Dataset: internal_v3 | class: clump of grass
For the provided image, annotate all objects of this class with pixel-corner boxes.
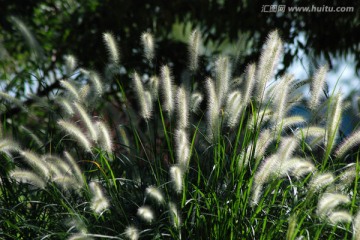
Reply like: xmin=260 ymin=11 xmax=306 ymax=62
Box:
xmin=3 ymin=27 xmax=360 ymax=240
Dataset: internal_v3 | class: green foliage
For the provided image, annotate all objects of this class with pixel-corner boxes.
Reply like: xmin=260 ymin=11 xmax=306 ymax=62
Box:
xmin=1 ymin=24 xmax=360 ymax=240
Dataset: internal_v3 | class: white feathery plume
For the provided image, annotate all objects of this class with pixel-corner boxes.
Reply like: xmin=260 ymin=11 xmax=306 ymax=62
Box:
xmin=253 ymin=129 xmax=273 ymax=160
xmin=296 ymin=126 xmax=326 ymax=139
xmin=59 ymin=98 xmax=74 ymax=115
xmin=276 ymin=115 xmax=306 ymax=130
xmin=80 ymin=69 xmax=103 ymax=96
xmin=133 ymin=72 xmax=152 ymax=120
xmin=53 ymin=175 xmax=82 ymax=191
xmin=309 ymin=172 xmax=335 ymax=192
xmin=0 ymin=139 xmax=20 ymax=153
xmin=137 ymin=206 xmax=154 ymax=223
xmin=46 ymin=162 xmax=64 ymax=178
xmin=316 ymin=193 xmax=350 ymax=218
xmin=43 ymin=155 xmax=71 ymax=176
xmin=188 ymin=29 xmax=201 ymax=71
xmin=328 ymin=211 xmax=352 ymax=224
xmin=175 ymin=129 xmax=190 ymax=169
xmin=277 ymin=137 xmax=298 ymax=164
xmin=176 ymin=86 xmax=189 ymax=129
xmin=20 ymin=150 xmax=50 ymax=179
xmin=96 ymin=121 xmax=113 ymax=152
xmin=160 ymin=65 xmax=174 ymax=115
xmin=89 ymin=181 xmax=109 ymax=214
xmin=272 ymin=74 xmax=293 ymax=125
xmin=58 ymin=120 xmax=92 ymax=152
xmin=10 ymin=169 xmax=46 ymax=189
xmin=326 ymin=93 xmax=342 ymax=152
xmin=248 ymin=109 xmax=272 ymax=130
xmin=309 ymin=65 xmax=328 ymax=110
xmin=170 ymin=165 xmax=183 ymax=193
xmin=141 ymin=32 xmax=155 ymax=62
xmin=147 ymin=75 xmax=159 ymax=99
xmin=242 ymin=63 xmax=256 ymax=106
xmin=335 ymin=128 xmax=360 ymax=158
xmin=65 ymin=55 xmax=77 ymax=75
xmin=206 ymin=78 xmax=220 ymax=141
xmin=190 ymin=92 xmax=203 ymax=113
xmin=168 ymin=202 xmax=181 ymax=229
xmin=224 ymin=91 xmax=242 ymax=128
xmin=256 ymin=30 xmax=283 ymax=102
xmin=339 ymin=165 xmax=356 ymax=188
xmin=251 ymin=154 xmax=279 ymax=205
xmin=103 ymin=32 xmax=119 ymax=64
xmin=215 ymin=56 xmax=231 ymax=106
xmin=89 ymin=71 xmax=103 ymax=96
xmin=64 ymin=151 xmax=84 ymax=185
xmin=289 ymin=159 xmax=315 ymax=179
xmin=60 ymin=80 xmax=80 ymax=101
xmin=124 ymin=225 xmax=139 ymax=240
xmin=145 ymin=186 xmax=165 ymax=205
xmin=79 ymin=84 xmax=91 ymax=101
xmin=73 ymin=102 xmax=98 ymax=142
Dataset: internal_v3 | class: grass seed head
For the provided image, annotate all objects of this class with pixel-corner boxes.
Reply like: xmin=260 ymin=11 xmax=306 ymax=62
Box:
xmin=141 ymin=32 xmax=155 ymax=62
xmin=103 ymin=32 xmax=119 ymax=64
xmin=137 ymin=206 xmax=154 ymax=223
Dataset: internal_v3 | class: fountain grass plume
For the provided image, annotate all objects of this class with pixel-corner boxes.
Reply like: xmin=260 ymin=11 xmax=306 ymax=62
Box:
xmin=316 ymin=193 xmax=350 ymax=218
xmin=96 ymin=121 xmax=113 ymax=152
xmin=215 ymin=56 xmax=230 ymax=106
xmin=145 ymin=186 xmax=165 ymax=205
xmin=190 ymin=92 xmax=203 ymax=113
xmin=124 ymin=226 xmax=139 ymax=240
xmin=272 ymin=74 xmax=293 ymax=125
xmin=60 ymin=80 xmax=80 ymax=101
xmin=137 ymin=206 xmax=154 ymax=223
xmin=224 ymin=91 xmax=242 ymax=128
xmin=65 ymin=55 xmax=77 ymax=75
xmin=20 ymin=150 xmax=50 ymax=179
xmin=176 ymin=86 xmax=189 ymax=129
xmin=10 ymin=169 xmax=46 ymax=189
xmin=275 ymin=115 xmax=306 ymax=131
xmin=141 ymin=32 xmax=155 ymax=62
xmin=148 ymin=75 xmax=159 ymax=99
xmin=160 ymin=65 xmax=174 ymax=115
xmin=103 ymin=32 xmax=119 ymax=64
xmin=0 ymin=139 xmax=20 ymax=153
xmin=73 ymin=102 xmax=98 ymax=142
xmin=64 ymin=151 xmax=84 ymax=185
xmin=170 ymin=165 xmax=183 ymax=193
xmin=175 ymin=129 xmax=190 ymax=169
xmin=242 ymin=63 xmax=256 ymax=106
xmin=89 ymin=181 xmax=109 ymax=214
xmin=335 ymin=128 xmax=360 ymax=158
xmin=169 ymin=202 xmax=181 ymax=229
xmin=326 ymin=93 xmax=342 ymax=152
xmin=309 ymin=65 xmax=328 ymax=110
xmin=256 ymin=30 xmax=283 ymax=102
xmin=309 ymin=172 xmax=335 ymax=192
xmin=206 ymin=78 xmax=220 ymax=141
xmin=328 ymin=211 xmax=352 ymax=224
xmin=189 ymin=29 xmax=201 ymax=72
xmin=133 ymin=72 xmax=152 ymax=120
xmin=58 ymin=120 xmax=92 ymax=152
